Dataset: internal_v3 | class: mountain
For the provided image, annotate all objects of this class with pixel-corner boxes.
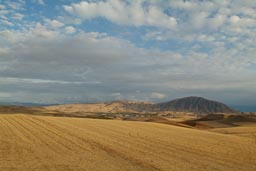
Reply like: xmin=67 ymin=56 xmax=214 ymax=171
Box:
xmin=154 ymin=96 xmax=236 ymax=114
xmin=44 ymin=97 xmax=237 ymax=114
xmin=1 ymin=96 xmax=237 ymax=114
xmin=45 ymin=100 xmax=154 ymax=114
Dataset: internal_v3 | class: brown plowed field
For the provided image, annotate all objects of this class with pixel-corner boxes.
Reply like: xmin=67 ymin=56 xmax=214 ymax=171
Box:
xmin=0 ymin=114 xmax=256 ymax=171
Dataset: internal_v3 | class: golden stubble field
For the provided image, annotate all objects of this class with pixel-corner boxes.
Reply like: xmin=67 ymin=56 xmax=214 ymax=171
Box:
xmin=0 ymin=114 xmax=256 ymax=171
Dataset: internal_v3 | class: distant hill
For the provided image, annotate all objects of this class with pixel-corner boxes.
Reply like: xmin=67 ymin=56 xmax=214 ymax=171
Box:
xmin=154 ymin=96 xmax=236 ymax=114
xmin=0 ymin=106 xmax=42 ymax=114
xmin=44 ymin=96 xmax=237 ymax=114
xmin=0 ymin=96 xmax=237 ymax=115
xmin=45 ymin=100 xmax=153 ymax=114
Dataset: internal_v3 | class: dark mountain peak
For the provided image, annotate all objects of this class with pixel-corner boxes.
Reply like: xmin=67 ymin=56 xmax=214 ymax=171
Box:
xmin=173 ymin=96 xmax=214 ymax=101
xmin=156 ymin=96 xmax=236 ymax=114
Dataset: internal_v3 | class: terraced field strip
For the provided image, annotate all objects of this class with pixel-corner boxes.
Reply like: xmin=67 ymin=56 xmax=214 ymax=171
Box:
xmin=0 ymin=114 xmax=256 ymax=171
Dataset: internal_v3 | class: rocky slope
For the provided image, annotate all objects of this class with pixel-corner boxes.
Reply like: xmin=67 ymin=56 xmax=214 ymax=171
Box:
xmin=154 ymin=96 xmax=236 ymax=114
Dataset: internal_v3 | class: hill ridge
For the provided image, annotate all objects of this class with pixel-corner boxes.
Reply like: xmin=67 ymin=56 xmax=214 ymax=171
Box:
xmin=43 ymin=96 xmax=236 ymax=114
xmin=155 ymin=96 xmax=236 ymax=114
xmin=1 ymin=96 xmax=237 ymax=114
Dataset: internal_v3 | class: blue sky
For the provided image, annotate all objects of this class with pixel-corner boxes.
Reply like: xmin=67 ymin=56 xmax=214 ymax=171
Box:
xmin=0 ymin=0 xmax=256 ymax=105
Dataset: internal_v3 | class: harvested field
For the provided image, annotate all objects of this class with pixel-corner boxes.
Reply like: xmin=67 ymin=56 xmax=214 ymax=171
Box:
xmin=211 ymin=124 xmax=256 ymax=139
xmin=0 ymin=114 xmax=256 ymax=171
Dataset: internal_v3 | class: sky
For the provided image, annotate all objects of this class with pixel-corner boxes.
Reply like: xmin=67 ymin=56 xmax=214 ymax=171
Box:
xmin=0 ymin=0 xmax=256 ymax=105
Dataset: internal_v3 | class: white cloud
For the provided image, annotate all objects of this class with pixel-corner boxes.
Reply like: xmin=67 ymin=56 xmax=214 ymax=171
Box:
xmin=230 ymin=15 xmax=240 ymax=24
xmin=209 ymin=14 xmax=226 ymax=30
xmin=12 ymin=13 xmax=24 ymax=20
xmin=32 ymin=22 xmax=58 ymax=38
xmin=0 ymin=92 xmax=11 ymax=98
xmin=56 ymin=16 xmax=82 ymax=25
xmin=111 ymin=93 xmax=121 ymax=96
xmin=2 ymin=25 xmax=254 ymax=103
xmin=65 ymin=26 xmax=76 ymax=34
xmin=64 ymin=0 xmax=177 ymax=29
xmin=0 ymin=47 xmax=8 ymax=55
xmin=151 ymin=92 xmax=166 ymax=99
xmin=33 ymin=0 xmax=44 ymax=5
xmin=0 ymin=10 xmax=9 ymax=15
xmin=1 ymin=19 xmax=14 ymax=26
xmin=38 ymin=0 xmax=44 ymax=5
xmin=45 ymin=19 xmax=65 ymax=28
xmin=0 ymin=77 xmax=99 ymax=85
xmin=0 ymin=0 xmax=256 ymax=104
xmin=7 ymin=1 xmax=25 ymax=10
xmin=0 ymin=4 xmax=6 ymax=9
xmin=197 ymin=34 xmax=215 ymax=42
xmin=0 ymin=30 xmax=15 ymax=43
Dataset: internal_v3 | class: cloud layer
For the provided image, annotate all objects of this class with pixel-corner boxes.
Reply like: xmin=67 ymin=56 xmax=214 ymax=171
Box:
xmin=64 ymin=0 xmax=177 ymax=29
xmin=0 ymin=0 xmax=256 ymax=105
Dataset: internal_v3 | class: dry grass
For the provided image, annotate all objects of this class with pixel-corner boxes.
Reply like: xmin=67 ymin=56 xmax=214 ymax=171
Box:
xmin=0 ymin=114 xmax=256 ymax=171
xmin=211 ymin=124 xmax=256 ymax=139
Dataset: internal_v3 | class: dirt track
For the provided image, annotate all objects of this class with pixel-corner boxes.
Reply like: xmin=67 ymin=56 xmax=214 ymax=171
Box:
xmin=0 ymin=114 xmax=256 ymax=171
